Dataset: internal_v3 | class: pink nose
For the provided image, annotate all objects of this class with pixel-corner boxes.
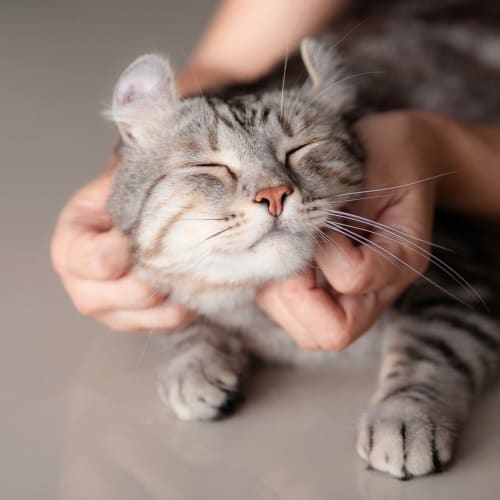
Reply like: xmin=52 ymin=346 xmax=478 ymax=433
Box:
xmin=254 ymin=185 xmax=293 ymax=216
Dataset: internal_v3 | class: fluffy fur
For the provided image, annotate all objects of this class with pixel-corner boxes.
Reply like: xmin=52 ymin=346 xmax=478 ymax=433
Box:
xmin=107 ymin=1 xmax=500 ymax=480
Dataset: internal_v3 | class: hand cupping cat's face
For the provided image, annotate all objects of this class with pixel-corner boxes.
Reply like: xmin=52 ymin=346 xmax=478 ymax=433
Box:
xmin=107 ymin=40 xmax=364 ymax=285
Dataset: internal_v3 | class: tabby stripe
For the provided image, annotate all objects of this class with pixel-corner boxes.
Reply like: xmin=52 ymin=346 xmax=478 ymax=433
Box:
xmin=400 ymin=423 xmax=411 ymax=481
xmin=208 ymin=120 xmax=219 ymax=151
xmin=228 ymin=105 xmax=252 ymax=132
xmin=401 ymin=344 xmax=440 ymax=365
xmin=401 ymin=295 xmax=463 ymax=314
xmin=129 ymin=172 xmax=169 ymax=235
xmin=422 ymin=310 xmax=500 ymax=351
xmin=416 ymin=335 xmax=476 ymax=391
xmin=368 ymin=425 xmax=374 ymax=454
xmin=337 ymin=137 xmax=364 ymax=162
xmin=381 ymin=382 xmax=440 ymax=403
xmin=261 ymin=106 xmax=271 ymax=123
xmin=141 ymin=204 xmax=192 ymax=260
xmin=206 ymin=97 xmax=235 ymax=129
xmin=430 ymin=424 xmax=444 ymax=473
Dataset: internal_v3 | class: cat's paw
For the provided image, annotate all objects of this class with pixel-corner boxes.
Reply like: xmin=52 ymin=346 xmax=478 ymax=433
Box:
xmin=357 ymin=399 xmax=459 ymax=480
xmin=158 ymin=353 xmax=244 ymax=421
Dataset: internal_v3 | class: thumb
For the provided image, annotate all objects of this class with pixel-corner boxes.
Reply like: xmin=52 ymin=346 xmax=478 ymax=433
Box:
xmin=52 ymin=174 xmax=132 ymax=280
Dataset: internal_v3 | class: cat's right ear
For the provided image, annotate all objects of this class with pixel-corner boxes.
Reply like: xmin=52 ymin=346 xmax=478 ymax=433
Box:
xmin=300 ymin=38 xmax=355 ymax=114
xmin=109 ymin=54 xmax=178 ymax=147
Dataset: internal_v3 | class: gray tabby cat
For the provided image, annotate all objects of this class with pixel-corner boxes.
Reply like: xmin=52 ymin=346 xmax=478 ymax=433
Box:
xmin=107 ymin=2 xmax=500 ymax=480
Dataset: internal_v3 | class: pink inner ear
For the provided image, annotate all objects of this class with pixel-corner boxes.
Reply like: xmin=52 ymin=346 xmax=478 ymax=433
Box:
xmin=123 ymin=85 xmax=137 ymax=104
xmin=123 ymin=127 xmax=135 ymax=142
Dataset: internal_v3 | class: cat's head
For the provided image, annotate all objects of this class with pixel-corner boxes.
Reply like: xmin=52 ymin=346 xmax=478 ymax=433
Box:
xmin=107 ymin=39 xmax=364 ymax=287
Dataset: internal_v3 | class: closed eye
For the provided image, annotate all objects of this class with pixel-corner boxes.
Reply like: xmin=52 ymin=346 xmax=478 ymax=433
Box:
xmin=285 ymin=139 xmax=329 ymax=168
xmin=192 ymin=163 xmax=237 ymax=180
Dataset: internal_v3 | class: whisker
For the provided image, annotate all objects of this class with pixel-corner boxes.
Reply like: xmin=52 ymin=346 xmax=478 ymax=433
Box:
xmin=332 ymin=220 xmax=485 ymax=306
xmin=334 ymin=172 xmax=455 ymax=198
xmin=323 ymin=220 xmax=470 ymax=307
xmin=203 ymin=226 xmax=234 ymax=242
xmin=308 ymin=71 xmax=388 ymax=106
xmin=322 ymin=208 xmax=450 ymax=250
xmin=179 ymin=217 xmax=229 ymax=222
xmin=279 ymin=46 xmax=289 ymax=119
xmin=287 ymin=77 xmax=309 ymax=122
xmin=332 ymin=193 xmax=394 ymax=203
xmin=136 ymin=330 xmax=153 ymax=367
xmin=333 ymin=19 xmax=369 ymax=50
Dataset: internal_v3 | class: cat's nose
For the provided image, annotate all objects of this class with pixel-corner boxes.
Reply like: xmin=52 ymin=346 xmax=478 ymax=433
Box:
xmin=254 ymin=185 xmax=293 ymax=217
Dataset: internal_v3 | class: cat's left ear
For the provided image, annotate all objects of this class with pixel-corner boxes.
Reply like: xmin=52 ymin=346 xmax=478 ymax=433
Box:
xmin=110 ymin=54 xmax=178 ymax=146
xmin=300 ymin=38 xmax=355 ymax=113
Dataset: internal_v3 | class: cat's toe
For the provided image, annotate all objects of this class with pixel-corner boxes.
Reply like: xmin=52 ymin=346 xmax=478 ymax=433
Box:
xmin=158 ymin=361 xmax=243 ymax=421
xmin=357 ymin=399 xmax=458 ymax=479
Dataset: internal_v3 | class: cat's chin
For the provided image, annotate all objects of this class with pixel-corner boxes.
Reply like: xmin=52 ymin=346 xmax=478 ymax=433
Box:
xmin=199 ymin=232 xmax=315 ymax=285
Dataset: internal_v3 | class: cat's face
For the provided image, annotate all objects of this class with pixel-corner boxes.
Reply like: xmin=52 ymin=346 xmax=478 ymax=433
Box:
xmin=108 ymin=40 xmax=364 ymax=286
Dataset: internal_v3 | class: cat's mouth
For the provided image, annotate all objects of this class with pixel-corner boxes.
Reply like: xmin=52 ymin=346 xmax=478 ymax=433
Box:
xmin=248 ymin=223 xmax=294 ymax=250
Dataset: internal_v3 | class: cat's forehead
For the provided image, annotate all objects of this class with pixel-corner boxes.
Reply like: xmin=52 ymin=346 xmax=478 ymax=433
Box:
xmin=171 ymin=90 xmax=337 ymax=150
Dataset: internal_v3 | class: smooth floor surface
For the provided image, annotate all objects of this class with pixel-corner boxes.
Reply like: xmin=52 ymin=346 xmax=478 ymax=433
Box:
xmin=2 ymin=1 xmax=500 ymax=499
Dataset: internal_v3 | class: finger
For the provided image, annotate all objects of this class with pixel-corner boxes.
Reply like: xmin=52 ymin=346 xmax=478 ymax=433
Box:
xmin=97 ymin=302 xmax=197 ymax=333
xmin=63 ymin=272 xmax=168 ymax=316
xmin=66 ymin=226 xmax=131 ymax=280
xmin=257 ymin=271 xmax=353 ymax=351
xmin=259 ymin=273 xmax=405 ymax=351
xmin=257 ymin=277 xmax=321 ymax=350
xmin=317 ymin=192 xmax=432 ymax=294
xmin=52 ymin=176 xmax=132 ymax=280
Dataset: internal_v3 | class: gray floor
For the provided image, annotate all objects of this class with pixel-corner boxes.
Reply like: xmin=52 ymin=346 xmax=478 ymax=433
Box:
xmin=2 ymin=1 xmax=500 ymax=499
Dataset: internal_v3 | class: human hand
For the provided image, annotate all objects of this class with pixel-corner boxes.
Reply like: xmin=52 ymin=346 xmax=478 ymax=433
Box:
xmin=51 ymin=159 xmax=196 ymax=333
xmin=257 ymin=111 xmax=442 ymax=350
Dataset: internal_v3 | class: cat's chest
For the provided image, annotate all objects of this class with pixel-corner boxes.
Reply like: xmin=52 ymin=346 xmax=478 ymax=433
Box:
xmin=137 ymin=265 xmax=259 ymax=317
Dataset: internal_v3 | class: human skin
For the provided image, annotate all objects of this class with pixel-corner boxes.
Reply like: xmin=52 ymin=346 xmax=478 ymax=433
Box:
xmin=258 ymin=111 xmax=500 ymax=350
xmin=51 ymin=0 xmax=500 ymax=343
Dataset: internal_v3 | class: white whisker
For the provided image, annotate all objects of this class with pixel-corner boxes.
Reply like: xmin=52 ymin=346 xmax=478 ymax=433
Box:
xmin=322 ymin=220 xmax=470 ymax=307
xmin=334 ymin=172 xmax=455 ymax=198
xmin=322 ymin=208 xmax=450 ymax=250
xmin=332 ymin=220 xmax=485 ymax=306
xmin=279 ymin=47 xmax=289 ymax=119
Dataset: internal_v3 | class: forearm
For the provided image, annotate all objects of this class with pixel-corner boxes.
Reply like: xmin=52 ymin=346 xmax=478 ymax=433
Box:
xmin=177 ymin=0 xmax=349 ymax=94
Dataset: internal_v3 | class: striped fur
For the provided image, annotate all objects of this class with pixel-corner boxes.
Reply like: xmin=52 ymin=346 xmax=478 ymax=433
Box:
xmin=107 ymin=2 xmax=500 ymax=480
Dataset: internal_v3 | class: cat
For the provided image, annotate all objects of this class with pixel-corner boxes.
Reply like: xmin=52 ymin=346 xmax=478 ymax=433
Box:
xmin=106 ymin=1 xmax=500 ymax=480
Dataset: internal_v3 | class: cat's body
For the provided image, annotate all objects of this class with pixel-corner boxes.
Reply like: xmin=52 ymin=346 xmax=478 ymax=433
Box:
xmin=107 ymin=0 xmax=500 ymax=480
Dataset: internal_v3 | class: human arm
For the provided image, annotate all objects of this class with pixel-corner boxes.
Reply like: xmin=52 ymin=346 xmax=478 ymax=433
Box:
xmin=257 ymin=110 xmax=500 ymax=350
xmin=177 ymin=0 xmax=349 ymax=95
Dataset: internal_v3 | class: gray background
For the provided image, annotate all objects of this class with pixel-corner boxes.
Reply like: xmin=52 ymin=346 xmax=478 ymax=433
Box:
xmin=1 ymin=1 xmax=500 ymax=499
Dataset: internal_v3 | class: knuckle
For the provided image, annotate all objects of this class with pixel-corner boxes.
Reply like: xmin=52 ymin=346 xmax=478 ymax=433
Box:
xmin=164 ymin=304 xmax=190 ymax=329
xmin=279 ymin=281 xmax=306 ymax=303
xmin=92 ymin=250 xmax=116 ymax=278
xmin=336 ymin=270 xmax=371 ymax=294
xmin=133 ymin=282 xmax=162 ymax=307
xmin=101 ymin=315 xmax=133 ymax=333
xmin=92 ymin=247 xmax=128 ymax=280
xmin=73 ymin=297 xmax=96 ymax=316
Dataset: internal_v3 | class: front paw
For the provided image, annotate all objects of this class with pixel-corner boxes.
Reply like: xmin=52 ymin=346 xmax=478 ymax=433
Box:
xmin=158 ymin=350 xmax=244 ymax=421
xmin=357 ymin=398 xmax=458 ymax=480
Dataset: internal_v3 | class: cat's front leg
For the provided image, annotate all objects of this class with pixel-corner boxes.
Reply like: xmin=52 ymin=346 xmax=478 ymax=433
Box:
xmin=157 ymin=322 xmax=249 ymax=421
xmin=357 ymin=310 xmax=499 ymax=479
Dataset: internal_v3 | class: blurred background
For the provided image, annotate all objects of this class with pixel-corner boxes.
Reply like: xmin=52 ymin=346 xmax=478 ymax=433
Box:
xmin=1 ymin=1 xmax=500 ymax=499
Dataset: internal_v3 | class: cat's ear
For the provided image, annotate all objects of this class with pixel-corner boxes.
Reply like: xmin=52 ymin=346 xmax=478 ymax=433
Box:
xmin=110 ymin=54 xmax=178 ymax=146
xmin=300 ymin=38 xmax=355 ymax=113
